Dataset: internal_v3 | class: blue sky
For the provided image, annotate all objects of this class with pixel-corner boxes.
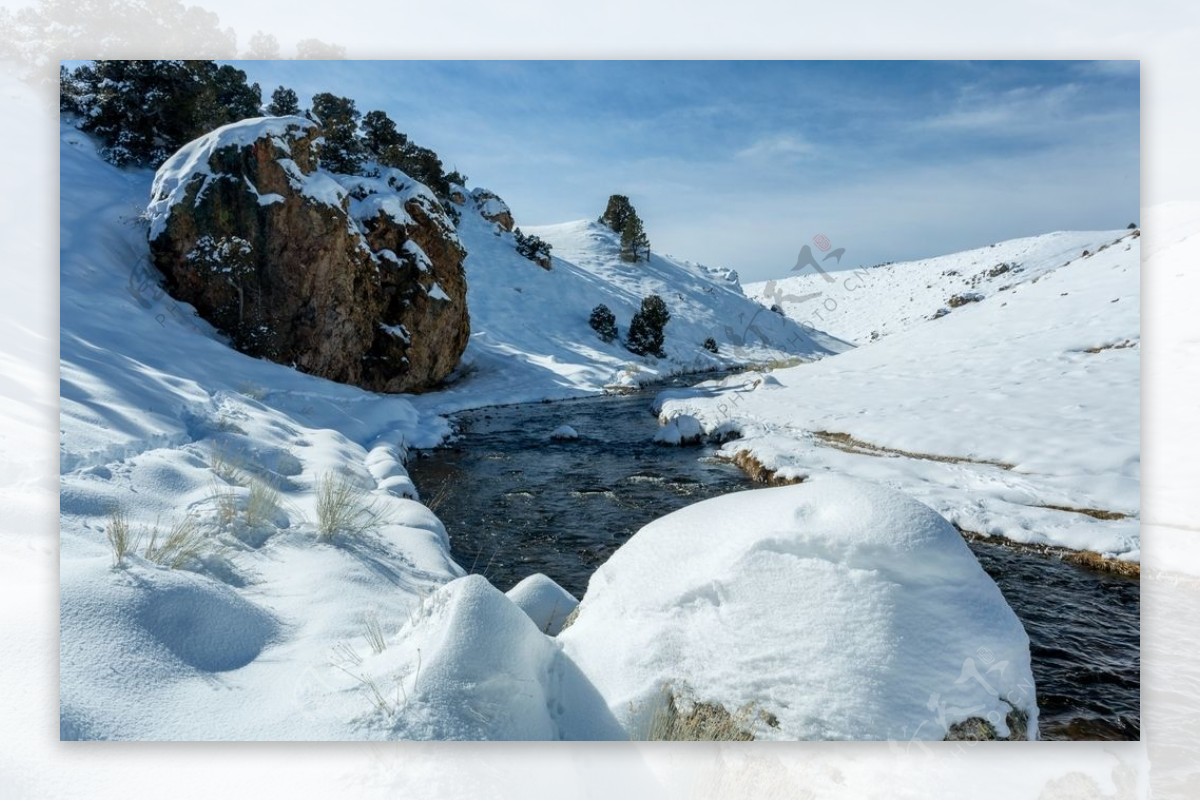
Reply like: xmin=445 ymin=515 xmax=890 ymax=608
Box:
xmin=229 ymin=60 xmax=1140 ymax=282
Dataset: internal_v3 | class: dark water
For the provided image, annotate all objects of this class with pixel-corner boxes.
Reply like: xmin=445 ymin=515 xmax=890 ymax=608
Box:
xmin=408 ymin=384 xmax=1140 ymax=741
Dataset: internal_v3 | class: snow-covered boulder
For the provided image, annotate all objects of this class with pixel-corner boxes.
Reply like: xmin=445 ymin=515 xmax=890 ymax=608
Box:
xmin=560 ymin=475 xmax=1037 ymax=740
xmin=471 ymin=187 xmax=514 ymax=231
xmin=549 ymin=424 xmax=579 ymax=441
xmin=505 ymin=573 xmax=579 ymax=635
xmin=146 ymin=116 xmax=468 ymax=393
xmin=654 ymin=414 xmax=704 ymax=446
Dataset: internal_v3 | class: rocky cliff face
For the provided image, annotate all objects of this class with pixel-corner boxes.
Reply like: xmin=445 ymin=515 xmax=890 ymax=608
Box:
xmin=146 ymin=116 xmax=469 ymax=393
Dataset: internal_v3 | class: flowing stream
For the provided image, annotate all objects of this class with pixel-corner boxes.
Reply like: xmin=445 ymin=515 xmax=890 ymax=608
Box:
xmin=408 ymin=379 xmax=1140 ymax=741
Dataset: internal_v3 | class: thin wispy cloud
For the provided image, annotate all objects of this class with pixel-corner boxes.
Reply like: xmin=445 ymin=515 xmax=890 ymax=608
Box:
xmin=922 ymin=83 xmax=1083 ymax=131
xmin=736 ymin=134 xmax=816 ymax=161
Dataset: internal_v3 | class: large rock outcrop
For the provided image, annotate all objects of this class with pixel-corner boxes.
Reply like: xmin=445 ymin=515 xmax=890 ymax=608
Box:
xmin=146 ymin=116 xmax=469 ymax=393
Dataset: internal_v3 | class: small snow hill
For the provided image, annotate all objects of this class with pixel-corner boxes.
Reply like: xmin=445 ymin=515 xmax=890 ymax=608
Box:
xmin=745 ymin=230 xmax=1133 ymax=345
xmin=432 ymin=207 xmax=847 ymax=408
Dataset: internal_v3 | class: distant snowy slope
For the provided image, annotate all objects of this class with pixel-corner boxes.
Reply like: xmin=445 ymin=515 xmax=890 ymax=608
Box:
xmin=660 ymin=231 xmax=1141 ymax=561
xmin=746 ymin=230 xmax=1130 ymax=345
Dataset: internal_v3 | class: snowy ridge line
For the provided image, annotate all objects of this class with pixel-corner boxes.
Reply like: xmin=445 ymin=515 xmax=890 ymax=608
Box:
xmin=748 ymin=228 xmax=1133 ymax=345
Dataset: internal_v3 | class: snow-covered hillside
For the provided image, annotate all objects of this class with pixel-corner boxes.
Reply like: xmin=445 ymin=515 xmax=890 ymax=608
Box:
xmin=659 ymin=232 xmax=1141 ymax=563
xmin=427 ymin=212 xmax=846 ymax=410
xmin=746 ymin=230 xmax=1131 ymax=345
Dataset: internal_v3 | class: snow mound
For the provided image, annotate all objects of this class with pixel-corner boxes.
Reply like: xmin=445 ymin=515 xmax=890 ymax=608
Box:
xmin=471 ymin=187 xmax=512 ymax=222
xmin=653 ymin=414 xmax=703 ymax=446
xmin=560 ymin=474 xmax=1037 ymax=741
xmin=549 ymin=424 xmax=579 ymax=441
xmin=360 ymin=575 xmax=622 ymax=740
xmin=135 ymin=570 xmax=279 ymax=672
xmin=505 ymin=573 xmax=579 ymax=635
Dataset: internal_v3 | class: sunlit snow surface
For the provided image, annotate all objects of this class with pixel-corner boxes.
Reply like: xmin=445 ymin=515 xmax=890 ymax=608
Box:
xmin=660 ymin=229 xmax=1142 ymax=561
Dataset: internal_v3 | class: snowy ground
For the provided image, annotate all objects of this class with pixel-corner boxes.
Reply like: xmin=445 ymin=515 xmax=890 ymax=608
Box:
xmin=659 ymin=230 xmax=1141 ymax=562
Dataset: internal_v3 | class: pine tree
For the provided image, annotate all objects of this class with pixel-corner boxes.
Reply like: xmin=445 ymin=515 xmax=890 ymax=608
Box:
xmin=266 ymin=86 xmax=300 ymax=116
xmin=401 ymin=144 xmax=451 ymax=198
xmin=309 ymin=92 xmax=365 ymax=174
xmin=589 ymin=304 xmax=618 ymax=343
xmin=359 ymin=109 xmax=452 ymax=199
xmin=191 ymin=63 xmax=261 ymax=132
xmin=245 ymin=31 xmax=282 ymax=59
xmin=73 ymin=60 xmax=195 ymax=165
xmin=626 ymin=295 xmax=670 ymax=357
xmin=361 ymin=109 xmax=407 ymax=160
xmin=599 ymin=194 xmax=635 ymax=233
xmin=59 ymin=64 xmax=88 ymax=114
xmin=619 ymin=213 xmax=651 ymax=263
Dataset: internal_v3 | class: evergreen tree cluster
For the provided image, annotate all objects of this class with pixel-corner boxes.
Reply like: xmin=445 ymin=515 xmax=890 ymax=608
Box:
xmin=625 ymin=295 xmax=670 ymax=357
xmin=599 ymin=194 xmax=651 ymax=263
xmin=60 ymin=61 xmax=460 ymax=208
xmin=513 ymin=228 xmax=552 ymax=268
xmin=60 ymin=60 xmax=262 ymax=167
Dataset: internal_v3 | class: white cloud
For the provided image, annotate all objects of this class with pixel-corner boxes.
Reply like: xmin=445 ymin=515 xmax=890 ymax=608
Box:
xmin=735 ymin=133 xmax=816 ymax=161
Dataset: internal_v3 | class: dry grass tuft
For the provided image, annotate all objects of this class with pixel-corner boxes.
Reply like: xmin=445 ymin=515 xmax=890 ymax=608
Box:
xmin=813 ymin=430 xmax=1015 ymax=470
xmin=143 ymin=514 xmax=207 ymax=569
xmin=210 ymin=480 xmax=240 ymax=529
xmin=105 ymin=509 xmax=139 ymax=568
xmin=209 ymin=445 xmax=247 ymax=486
xmin=362 ymin=610 xmax=387 ymax=655
xmin=316 ymin=472 xmax=383 ymax=542
xmin=1033 ymin=503 xmax=1128 ymax=521
xmin=244 ymin=477 xmax=281 ymax=529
